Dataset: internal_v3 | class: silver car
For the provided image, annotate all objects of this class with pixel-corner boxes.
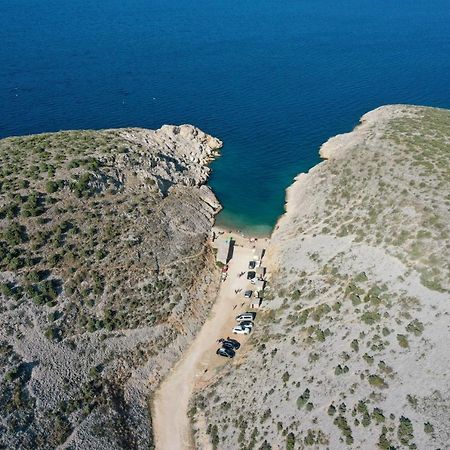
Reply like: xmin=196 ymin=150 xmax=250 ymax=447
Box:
xmin=236 ymin=313 xmax=256 ymax=322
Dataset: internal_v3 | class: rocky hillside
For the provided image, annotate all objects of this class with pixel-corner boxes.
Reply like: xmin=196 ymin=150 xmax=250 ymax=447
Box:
xmin=192 ymin=105 xmax=450 ymax=449
xmin=0 ymin=125 xmax=222 ymax=449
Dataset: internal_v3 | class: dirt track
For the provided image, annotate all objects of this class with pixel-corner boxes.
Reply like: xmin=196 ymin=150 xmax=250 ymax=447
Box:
xmin=152 ymin=235 xmax=265 ymax=450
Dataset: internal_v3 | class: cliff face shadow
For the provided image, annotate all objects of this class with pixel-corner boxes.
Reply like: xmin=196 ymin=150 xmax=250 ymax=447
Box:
xmin=227 ymin=239 xmax=235 ymax=262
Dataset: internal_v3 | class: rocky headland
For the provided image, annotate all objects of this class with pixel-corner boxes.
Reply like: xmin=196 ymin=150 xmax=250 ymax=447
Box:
xmin=0 ymin=125 xmax=222 ymax=449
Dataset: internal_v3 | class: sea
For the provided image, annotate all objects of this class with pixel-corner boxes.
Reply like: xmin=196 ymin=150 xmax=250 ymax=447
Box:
xmin=1 ymin=0 xmax=450 ymax=236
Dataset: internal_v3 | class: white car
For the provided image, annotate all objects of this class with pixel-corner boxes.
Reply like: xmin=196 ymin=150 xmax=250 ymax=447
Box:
xmin=232 ymin=325 xmax=251 ymax=335
xmin=236 ymin=313 xmax=256 ymax=322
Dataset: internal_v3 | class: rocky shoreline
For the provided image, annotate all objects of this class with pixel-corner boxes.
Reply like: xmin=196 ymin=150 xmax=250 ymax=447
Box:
xmin=0 ymin=124 xmax=223 ymax=449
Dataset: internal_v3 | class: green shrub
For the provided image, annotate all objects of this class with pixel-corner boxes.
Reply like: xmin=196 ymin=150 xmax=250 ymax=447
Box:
xmin=361 ymin=311 xmax=381 ymax=325
xmin=363 ymin=353 xmax=374 ymax=365
xmin=406 ymin=319 xmax=424 ymax=336
xmin=48 ymin=253 xmax=61 ymax=267
xmin=361 ymin=412 xmax=371 ymax=427
xmin=0 ymin=282 xmax=15 ymax=298
xmin=286 ymin=432 xmax=295 ymax=450
xmin=357 ymin=400 xmax=368 ymax=415
xmin=372 ymin=408 xmax=385 ymax=423
xmin=8 ymin=257 xmax=24 ymax=270
xmin=310 ymin=303 xmax=331 ymax=321
xmin=5 ymin=366 xmax=20 ymax=382
xmin=297 ymin=388 xmax=310 ymax=408
xmin=333 ymin=415 xmax=353 ymax=445
xmin=398 ymin=416 xmax=414 ymax=445
xmin=406 ymin=394 xmax=418 ymax=407
xmin=297 ymin=310 xmax=309 ymax=325
xmin=355 ymin=272 xmax=368 ymax=282
xmin=3 ymin=222 xmax=28 ymax=245
xmin=397 ymin=334 xmax=409 ymax=348
xmin=335 ymin=364 xmax=349 ymax=375
xmin=45 ymin=180 xmax=59 ymax=194
xmin=0 ymin=202 xmax=20 ymax=219
xmin=378 ymin=426 xmax=392 ymax=450
xmin=21 ymin=192 xmax=44 ymax=216
xmin=304 ymin=430 xmax=315 ymax=446
xmin=44 ymin=326 xmax=61 ymax=341
xmin=26 ymin=271 xmax=41 ymax=283
xmin=368 ymin=375 xmax=387 ymax=389
xmin=48 ymin=311 xmax=58 ymax=322
xmin=350 ymin=339 xmax=359 ymax=352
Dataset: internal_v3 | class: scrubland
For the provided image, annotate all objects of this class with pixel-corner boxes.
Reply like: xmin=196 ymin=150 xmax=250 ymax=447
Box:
xmin=0 ymin=125 xmax=222 ymax=449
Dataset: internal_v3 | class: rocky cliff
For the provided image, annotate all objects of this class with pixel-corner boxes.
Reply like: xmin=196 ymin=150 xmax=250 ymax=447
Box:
xmin=193 ymin=105 xmax=450 ymax=449
xmin=0 ymin=125 xmax=222 ymax=449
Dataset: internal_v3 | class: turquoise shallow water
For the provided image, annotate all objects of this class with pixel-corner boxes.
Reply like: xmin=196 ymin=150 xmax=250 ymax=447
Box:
xmin=1 ymin=0 xmax=450 ymax=234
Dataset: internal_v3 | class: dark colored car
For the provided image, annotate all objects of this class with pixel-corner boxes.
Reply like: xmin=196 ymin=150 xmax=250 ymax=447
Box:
xmin=244 ymin=290 xmax=253 ymax=298
xmin=221 ymin=339 xmax=241 ymax=350
xmin=240 ymin=320 xmax=254 ymax=329
xmin=248 ymin=261 xmax=256 ymax=269
xmin=216 ymin=347 xmax=235 ymax=358
xmin=247 ymin=271 xmax=256 ymax=280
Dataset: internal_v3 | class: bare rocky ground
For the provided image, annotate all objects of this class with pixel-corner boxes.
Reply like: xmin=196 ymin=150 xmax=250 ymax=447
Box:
xmin=0 ymin=125 xmax=222 ymax=449
xmin=192 ymin=105 xmax=450 ymax=449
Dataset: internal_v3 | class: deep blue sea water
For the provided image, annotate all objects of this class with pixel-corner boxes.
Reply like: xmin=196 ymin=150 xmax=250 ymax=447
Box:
xmin=1 ymin=0 xmax=450 ymax=235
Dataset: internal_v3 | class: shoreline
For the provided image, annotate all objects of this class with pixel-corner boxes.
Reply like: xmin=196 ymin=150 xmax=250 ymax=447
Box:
xmin=212 ymin=220 xmax=275 ymax=240
xmin=269 ymin=106 xmax=383 ymax=240
xmin=212 ymin=210 xmax=274 ymax=238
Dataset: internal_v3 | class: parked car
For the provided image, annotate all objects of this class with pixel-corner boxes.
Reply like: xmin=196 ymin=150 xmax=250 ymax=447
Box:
xmin=216 ymin=347 xmax=235 ymax=358
xmin=236 ymin=313 xmax=256 ymax=322
xmin=244 ymin=290 xmax=253 ymax=298
xmin=248 ymin=260 xmax=256 ymax=269
xmin=247 ymin=271 xmax=256 ymax=280
xmin=240 ymin=320 xmax=254 ymax=330
xmin=232 ymin=325 xmax=251 ymax=335
xmin=221 ymin=339 xmax=241 ymax=350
